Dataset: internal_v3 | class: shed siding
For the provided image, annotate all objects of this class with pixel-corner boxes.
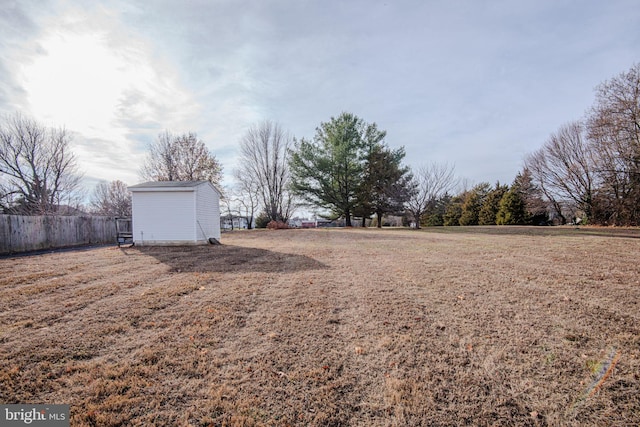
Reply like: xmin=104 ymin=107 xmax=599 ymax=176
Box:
xmin=132 ymin=191 xmax=195 ymax=244
xmin=195 ymin=183 xmax=221 ymax=241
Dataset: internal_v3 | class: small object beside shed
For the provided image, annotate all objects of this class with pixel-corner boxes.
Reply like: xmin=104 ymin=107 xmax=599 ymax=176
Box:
xmin=128 ymin=181 xmax=221 ymax=246
xmin=115 ymin=217 xmax=134 ymax=247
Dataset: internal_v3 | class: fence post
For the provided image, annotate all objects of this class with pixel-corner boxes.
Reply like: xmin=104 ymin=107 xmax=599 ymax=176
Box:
xmin=0 ymin=215 xmax=11 ymax=254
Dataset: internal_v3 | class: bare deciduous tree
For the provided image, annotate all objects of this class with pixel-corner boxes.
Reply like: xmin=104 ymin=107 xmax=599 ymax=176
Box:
xmin=525 ymin=121 xmax=596 ymax=223
xmin=0 ymin=113 xmax=82 ymax=214
xmin=220 ymin=186 xmax=242 ymax=230
xmin=406 ymin=162 xmax=457 ymax=229
xmin=238 ymin=121 xmax=294 ymax=222
xmin=233 ymin=169 xmax=260 ymax=229
xmin=587 ymin=63 xmax=640 ymax=224
xmin=90 ymin=180 xmax=132 ymax=217
xmin=141 ymin=131 xmax=222 ymax=185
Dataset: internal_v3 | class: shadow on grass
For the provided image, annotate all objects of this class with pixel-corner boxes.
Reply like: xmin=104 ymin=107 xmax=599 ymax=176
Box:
xmin=123 ymin=244 xmax=329 ymax=273
xmin=420 ymin=225 xmax=640 ymax=239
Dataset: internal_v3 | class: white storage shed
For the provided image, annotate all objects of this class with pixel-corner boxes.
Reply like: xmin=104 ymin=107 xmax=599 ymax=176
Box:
xmin=129 ymin=181 xmax=221 ymax=245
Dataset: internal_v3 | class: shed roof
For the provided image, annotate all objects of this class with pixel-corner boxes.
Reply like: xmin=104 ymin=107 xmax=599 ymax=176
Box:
xmin=129 ymin=180 xmax=222 ymax=195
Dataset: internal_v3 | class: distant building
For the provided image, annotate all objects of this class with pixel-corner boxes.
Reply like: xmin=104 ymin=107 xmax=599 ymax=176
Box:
xmin=221 ymin=215 xmax=250 ymax=230
xmin=288 ymin=218 xmax=332 ymax=228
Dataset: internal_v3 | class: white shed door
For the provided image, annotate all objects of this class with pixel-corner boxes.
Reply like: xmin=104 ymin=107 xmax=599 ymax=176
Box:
xmin=133 ymin=191 xmax=195 ymax=242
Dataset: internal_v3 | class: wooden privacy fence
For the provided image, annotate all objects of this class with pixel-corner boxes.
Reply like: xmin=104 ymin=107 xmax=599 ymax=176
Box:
xmin=0 ymin=215 xmax=117 ymax=255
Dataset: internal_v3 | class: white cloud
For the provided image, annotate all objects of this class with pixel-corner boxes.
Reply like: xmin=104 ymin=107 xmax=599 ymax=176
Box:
xmin=13 ymin=3 xmax=204 ymax=186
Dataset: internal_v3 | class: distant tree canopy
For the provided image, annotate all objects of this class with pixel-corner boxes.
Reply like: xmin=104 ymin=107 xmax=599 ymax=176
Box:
xmin=587 ymin=63 xmax=640 ymax=225
xmin=357 ymin=144 xmax=412 ymax=228
xmin=479 ymin=183 xmax=508 ymax=225
xmin=524 ymin=63 xmax=640 ymax=225
xmin=90 ymin=180 xmax=132 ymax=217
xmin=459 ymin=182 xmax=492 ymax=226
xmin=0 ymin=113 xmax=83 ymax=215
xmin=289 ymin=112 xmax=411 ymax=226
xmin=236 ymin=121 xmax=294 ymax=223
xmin=141 ymin=131 xmax=222 ymax=186
xmin=525 ymin=121 xmax=595 ymax=224
xmin=406 ymin=163 xmax=458 ymax=229
xmin=433 ymin=173 xmax=547 ymax=227
xmin=496 ymin=186 xmax=527 ymax=225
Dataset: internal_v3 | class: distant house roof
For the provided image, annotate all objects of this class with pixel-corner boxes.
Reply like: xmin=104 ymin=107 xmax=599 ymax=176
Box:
xmin=129 ymin=181 xmax=222 ymax=195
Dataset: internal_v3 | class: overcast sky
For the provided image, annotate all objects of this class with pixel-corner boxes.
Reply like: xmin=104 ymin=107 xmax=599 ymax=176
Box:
xmin=1 ymin=0 xmax=638 ymax=194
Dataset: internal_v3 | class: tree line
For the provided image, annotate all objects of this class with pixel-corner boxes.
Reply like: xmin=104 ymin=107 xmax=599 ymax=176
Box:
xmin=1 ymin=63 xmax=638 ymax=226
xmin=230 ymin=113 xmax=540 ymax=229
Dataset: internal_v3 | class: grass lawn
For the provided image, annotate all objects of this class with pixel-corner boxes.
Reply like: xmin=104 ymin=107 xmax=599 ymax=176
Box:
xmin=1 ymin=227 xmax=639 ymax=426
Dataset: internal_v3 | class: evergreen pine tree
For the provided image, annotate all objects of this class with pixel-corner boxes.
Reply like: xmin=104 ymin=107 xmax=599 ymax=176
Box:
xmin=478 ymin=183 xmax=508 ymax=225
xmin=496 ymin=186 xmax=527 ymax=225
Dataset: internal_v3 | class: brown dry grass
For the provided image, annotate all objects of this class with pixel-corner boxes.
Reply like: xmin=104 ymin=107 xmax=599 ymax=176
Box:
xmin=1 ymin=226 xmax=639 ymax=426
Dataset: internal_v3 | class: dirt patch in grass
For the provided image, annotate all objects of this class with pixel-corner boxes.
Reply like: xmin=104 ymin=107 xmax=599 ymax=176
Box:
xmin=1 ymin=227 xmax=639 ymax=426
